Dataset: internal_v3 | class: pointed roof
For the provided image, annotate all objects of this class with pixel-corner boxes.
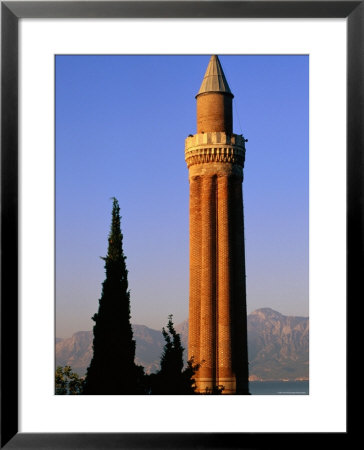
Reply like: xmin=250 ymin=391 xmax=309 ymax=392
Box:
xmin=196 ymin=55 xmax=233 ymax=97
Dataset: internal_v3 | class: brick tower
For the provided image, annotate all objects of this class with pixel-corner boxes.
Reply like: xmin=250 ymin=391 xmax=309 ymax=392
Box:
xmin=185 ymin=55 xmax=249 ymax=394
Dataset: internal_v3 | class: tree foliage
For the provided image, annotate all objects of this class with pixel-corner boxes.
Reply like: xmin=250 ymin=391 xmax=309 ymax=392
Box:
xmin=83 ymin=198 xmax=142 ymax=394
xmin=55 ymin=365 xmax=84 ymax=395
xmin=147 ymin=315 xmax=200 ymax=394
xmin=160 ymin=314 xmax=184 ymax=375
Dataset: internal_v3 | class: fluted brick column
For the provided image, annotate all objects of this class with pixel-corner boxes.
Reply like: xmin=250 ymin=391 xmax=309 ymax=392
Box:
xmin=188 ymin=176 xmax=201 ymax=366
xmin=231 ymin=176 xmax=249 ymax=395
xmin=217 ymin=175 xmax=234 ymax=392
xmin=185 ymin=130 xmax=248 ymax=395
xmin=198 ymin=175 xmax=216 ymax=392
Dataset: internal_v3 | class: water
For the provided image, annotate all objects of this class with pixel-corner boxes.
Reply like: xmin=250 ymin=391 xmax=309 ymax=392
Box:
xmin=249 ymin=380 xmax=309 ymax=395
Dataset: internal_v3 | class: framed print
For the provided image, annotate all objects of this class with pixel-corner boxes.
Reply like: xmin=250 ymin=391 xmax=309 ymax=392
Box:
xmin=2 ymin=0 xmax=359 ymax=448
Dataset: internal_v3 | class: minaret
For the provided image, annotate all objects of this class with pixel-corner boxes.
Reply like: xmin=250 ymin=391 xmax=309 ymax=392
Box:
xmin=185 ymin=55 xmax=249 ymax=394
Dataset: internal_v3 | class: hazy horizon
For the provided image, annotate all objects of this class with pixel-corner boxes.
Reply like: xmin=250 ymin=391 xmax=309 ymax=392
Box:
xmin=56 ymin=55 xmax=309 ymax=338
xmin=56 ymin=306 xmax=309 ymax=339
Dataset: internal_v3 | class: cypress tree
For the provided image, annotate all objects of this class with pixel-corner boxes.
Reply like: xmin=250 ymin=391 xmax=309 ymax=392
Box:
xmin=83 ymin=198 xmax=141 ymax=394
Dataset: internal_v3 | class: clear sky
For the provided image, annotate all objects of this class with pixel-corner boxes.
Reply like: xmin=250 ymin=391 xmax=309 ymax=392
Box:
xmin=56 ymin=55 xmax=309 ymax=338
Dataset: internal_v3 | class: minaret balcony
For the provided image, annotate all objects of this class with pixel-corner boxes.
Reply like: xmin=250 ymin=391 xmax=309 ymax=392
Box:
xmin=185 ymin=131 xmax=245 ymax=149
xmin=185 ymin=132 xmax=245 ymax=170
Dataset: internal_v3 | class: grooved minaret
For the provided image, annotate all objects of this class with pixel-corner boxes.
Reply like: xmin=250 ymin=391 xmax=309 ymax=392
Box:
xmin=185 ymin=55 xmax=249 ymax=394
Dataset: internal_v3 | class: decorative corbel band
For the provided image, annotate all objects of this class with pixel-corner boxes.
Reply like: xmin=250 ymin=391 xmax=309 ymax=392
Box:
xmin=185 ymin=146 xmax=245 ymax=168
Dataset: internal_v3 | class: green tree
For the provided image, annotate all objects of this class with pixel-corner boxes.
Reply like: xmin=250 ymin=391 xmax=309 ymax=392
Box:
xmin=83 ymin=198 xmax=142 ymax=394
xmin=148 ymin=315 xmax=200 ymax=394
xmin=160 ymin=314 xmax=184 ymax=376
xmin=55 ymin=365 xmax=84 ymax=395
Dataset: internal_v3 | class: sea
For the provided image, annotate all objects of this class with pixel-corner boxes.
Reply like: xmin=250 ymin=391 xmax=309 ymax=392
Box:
xmin=249 ymin=380 xmax=309 ymax=395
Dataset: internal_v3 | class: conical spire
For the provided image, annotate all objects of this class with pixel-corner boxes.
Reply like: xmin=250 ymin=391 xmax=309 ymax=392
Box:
xmin=197 ymin=55 xmax=233 ymax=97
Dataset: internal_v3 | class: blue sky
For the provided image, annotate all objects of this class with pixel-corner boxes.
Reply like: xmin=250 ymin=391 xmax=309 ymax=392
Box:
xmin=56 ymin=55 xmax=309 ymax=338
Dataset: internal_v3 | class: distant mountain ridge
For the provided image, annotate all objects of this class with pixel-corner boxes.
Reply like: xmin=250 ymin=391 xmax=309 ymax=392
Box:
xmin=247 ymin=308 xmax=309 ymax=380
xmin=56 ymin=308 xmax=308 ymax=381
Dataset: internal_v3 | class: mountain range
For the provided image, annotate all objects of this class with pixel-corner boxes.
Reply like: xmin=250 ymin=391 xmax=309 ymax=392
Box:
xmin=56 ymin=308 xmax=309 ymax=381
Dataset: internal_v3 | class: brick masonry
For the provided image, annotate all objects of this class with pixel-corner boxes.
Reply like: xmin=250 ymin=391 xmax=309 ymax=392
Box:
xmin=186 ymin=137 xmax=249 ymax=394
xmin=185 ymin=86 xmax=249 ymax=394
xmin=197 ymin=92 xmax=233 ymax=134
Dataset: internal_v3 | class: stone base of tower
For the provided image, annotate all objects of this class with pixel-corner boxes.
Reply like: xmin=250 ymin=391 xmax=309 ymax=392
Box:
xmin=194 ymin=377 xmax=250 ymax=395
xmin=194 ymin=378 xmax=215 ymax=394
xmin=216 ymin=378 xmax=236 ymax=395
xmin=194 ymin=377 xmax=235 ymax=395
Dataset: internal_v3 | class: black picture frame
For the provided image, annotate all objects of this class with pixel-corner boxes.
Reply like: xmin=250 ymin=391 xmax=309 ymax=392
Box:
xmin=1 ymin=1 xmax=358 ymax=448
